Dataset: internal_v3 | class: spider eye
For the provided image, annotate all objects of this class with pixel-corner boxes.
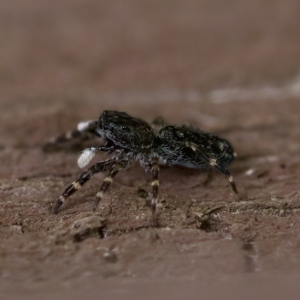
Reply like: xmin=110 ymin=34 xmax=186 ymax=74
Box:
xmin=121 ymin=125 xmax=129 ymax=131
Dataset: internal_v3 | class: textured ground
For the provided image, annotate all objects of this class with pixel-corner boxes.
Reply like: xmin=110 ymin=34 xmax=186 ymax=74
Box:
xmin=1 ymin=1 xmax=300 ymax=299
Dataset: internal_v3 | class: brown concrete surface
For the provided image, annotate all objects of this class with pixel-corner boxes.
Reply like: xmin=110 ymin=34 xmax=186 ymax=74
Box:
xmin=1 ymin=0 xmax=300 ymax=299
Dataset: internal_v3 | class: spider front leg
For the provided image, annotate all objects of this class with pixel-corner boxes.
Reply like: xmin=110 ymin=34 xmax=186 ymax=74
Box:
xmin=53 ymin=158 xmax=115 ymax=214
xmin=150 ymin=162 xmax=160 ymax=226
xmin=50 ymin=120 xmax=99 ymax=143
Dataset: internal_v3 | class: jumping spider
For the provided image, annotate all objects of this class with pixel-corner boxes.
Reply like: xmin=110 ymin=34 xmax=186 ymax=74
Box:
xmin=53 ymin=110 xmax=239 ymax=225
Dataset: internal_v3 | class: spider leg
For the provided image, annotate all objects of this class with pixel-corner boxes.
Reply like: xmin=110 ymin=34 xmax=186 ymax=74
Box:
xmin=215 ymin=166 xmax=239 ymax=197
xmin=150 ymin=162 xmax=160 ymax=226
xmin=53 ymin=158 xmax=115 ymax=214
xmin=50 ymin=120 xmax=100 ymax=143
xmin=92 ymin=166 xmax=120 ymax=211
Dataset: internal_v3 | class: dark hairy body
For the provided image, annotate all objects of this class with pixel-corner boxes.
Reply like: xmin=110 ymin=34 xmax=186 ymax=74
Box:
xmin=53 ymin=110 xmax=238 ymax=225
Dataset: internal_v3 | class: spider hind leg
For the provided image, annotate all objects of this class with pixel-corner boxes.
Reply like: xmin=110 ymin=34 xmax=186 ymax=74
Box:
xmin=215 ymin=165 xmax=239 ymax=197
xmin=150 ymin=162 xmax=160 ymax=226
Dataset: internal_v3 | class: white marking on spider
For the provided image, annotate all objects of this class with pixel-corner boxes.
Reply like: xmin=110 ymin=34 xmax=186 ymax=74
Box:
xmin=96 ymin=191 xmax=104 ymax=198
xmin=209 ymin=158 xmax=218 ymax=166
xmin=151 ymin=180 xmax=159 ymax=186
xmin=186 ymin=142 xmax=197 ymax=151
xmin=72 ymin=181 xmax=82 ymax=190
xmin=104 ymin=176 xmax=113 ymax=183
xmin=77 ymin=120 xmax=94 ymax=132
xmin=228 ymin=175 xmax=233 ymax=182
xmin=78 ymin=147 xmax=96 ymax=168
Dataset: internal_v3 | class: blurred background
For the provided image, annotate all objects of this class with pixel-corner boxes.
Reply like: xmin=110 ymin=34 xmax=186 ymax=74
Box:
xmin=1 ymin=0 xmax=300 ymax=102
xmin=1 ymin=0 xmax=300 ymax=148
